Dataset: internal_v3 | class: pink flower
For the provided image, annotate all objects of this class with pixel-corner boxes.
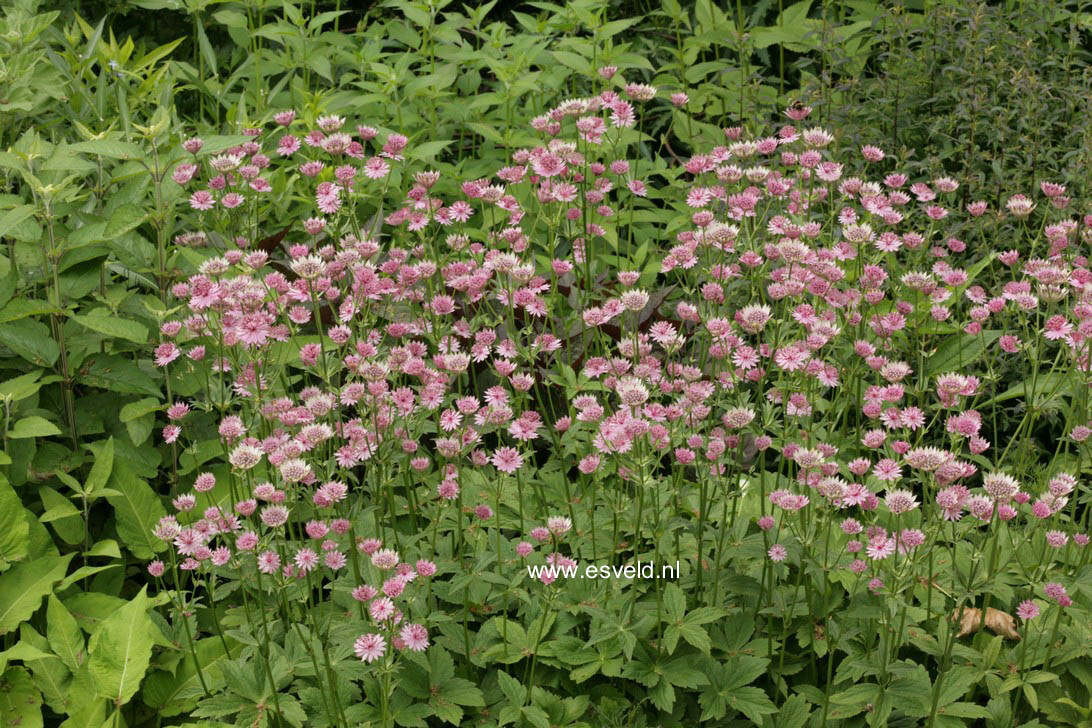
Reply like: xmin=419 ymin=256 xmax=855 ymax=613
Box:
xmin=1016 ymin=600 xmax=1039 ymax=621
xmin=767 ymin=544 xmax=788 ymax=562
xmin=257 ymin=550 xmax=281 ymax=575
xmin=491 ymin=447 xmax=524 ymax=474
xmin=399 ymin=623 xmax=429 ymax=652
xmin=354 ymin=633 xmax=387 ymax=663
xmin=154 ymin=342 xmax=181 ymax=367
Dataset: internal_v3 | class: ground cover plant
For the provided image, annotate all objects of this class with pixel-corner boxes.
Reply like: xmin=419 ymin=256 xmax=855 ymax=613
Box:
xmin=0 ymin=1 xmax=1091 ymax=727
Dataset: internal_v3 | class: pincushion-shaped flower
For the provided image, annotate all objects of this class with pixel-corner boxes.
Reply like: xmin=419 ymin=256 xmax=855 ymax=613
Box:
xmin=884 ymin=489 xmax=919 ymax=514
xmin=354 ymin=633 xmax=387 ymax=663
xmin=982 ymin=472 xmax=1020 ymax=501
xmin=491 ymin=447 xmax=524 ymax=474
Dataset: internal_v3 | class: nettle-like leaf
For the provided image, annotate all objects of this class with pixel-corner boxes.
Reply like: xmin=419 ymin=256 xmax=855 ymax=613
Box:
xmin=0 ymin=553 xmax=74 ymax=635
xmin=0 ymin=666 xmax=44 ymax=728
xmin=104 ymin=460 xmax=166 ymax=559
xmin=87 ymin=585 xmax=156 ymax=707
xmin=0 ymin=474 xmax=29 ymax=570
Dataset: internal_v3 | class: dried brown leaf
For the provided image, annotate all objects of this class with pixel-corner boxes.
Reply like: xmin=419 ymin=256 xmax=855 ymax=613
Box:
xmin=950 ymin=607 xmax=1021 ymax=640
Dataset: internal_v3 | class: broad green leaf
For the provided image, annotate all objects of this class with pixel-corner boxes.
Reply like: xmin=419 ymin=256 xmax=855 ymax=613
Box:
xmin=68 ymin=140 xmax=143 ymax=159
xmin=143 ymin=638 xmax=233 ymax=716
xmin=37 ymin=486 xmax=84 ymax=546
xmin=47 ymin=595 xmax=85 ymax=673
xmin=0 ymin=298 xmax=59 ymax=324
xmin=104 ymin=461 xmax=166 ymax=559
xmin=103 ymin=204 xmax=146 ymax=240
xmin=0 ymin=318 xmax=61 ymax=367
xmin=84 ymin=540 xmax=121 ymax=558
xmin=409 ymin=140 xmax=454 ymax=161
xmin=0 ymin=553 xmax=74 ymax=635
xmin=0 ymin=474 xmax=28 ymax=569
xmin=80 ymin=354 xmax=161 ymax=397
xmin=0 ymin=205 xmax=35 ymax=239
xmin=119 ymin=398 xmax=160 ymax=422
xmin=72 ymin=313 xmax=148 ymax=344
xmin=0 ymin=666 xmax=44 ymax=728
xmin=925 ymin=330 xmax=1001 ymax=376
xmin=87 ymin=586 xmax=155 ymax=707
xmin=57 ymin=698 xmax=106 ymax=728
xmin=0 ymin=371 xmax=60 ymax=401
xmin=9 ymin=416 xmax=62 ymax=439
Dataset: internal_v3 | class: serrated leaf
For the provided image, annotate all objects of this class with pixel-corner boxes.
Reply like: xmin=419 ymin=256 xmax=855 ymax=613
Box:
xmin=103 ymin=204 xmax=145 ymax=240
xmin=88 ymin=586 xmax=154 ymax=707
xmin=496 ymin=669 xmax=526 ymax=706
xmin=8 ymin=416 xmax=61 ymax=439
xmin=0 ymin=205 xmax=35 ymax=239
xmin=727 ymin=686 xmax=777 ymax=723
xmin=0 ymin=371 xmax=59 ymax=401
xmin=0 ymin=318 xmax=60 ymax=367
xmin=0 ymin=298 xmax=59 ymax=324
xmin=81 ymin=354 xmax=161 ymax=396
xmin=104 ymin=461 xmax=166 ymax=559
xmin=0 ymin=553 xmax=74 ymax=635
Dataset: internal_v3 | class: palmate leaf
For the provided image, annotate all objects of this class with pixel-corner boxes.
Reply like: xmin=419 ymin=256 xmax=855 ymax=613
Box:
xmin=87 ymin=586 xmax=155 ymax=707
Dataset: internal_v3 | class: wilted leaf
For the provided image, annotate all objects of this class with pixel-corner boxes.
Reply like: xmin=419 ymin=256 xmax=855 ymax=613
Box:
xmin=951 ymin=607 xmax=1021 ymax=640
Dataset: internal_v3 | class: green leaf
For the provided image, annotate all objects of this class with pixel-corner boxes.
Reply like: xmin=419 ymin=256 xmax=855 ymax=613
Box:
xmin=87 ymin=586 xmax=155 ymax=707
xmin=47 ymin=595 xmax=85 ymax=673
xmin=777 ymin=694 xmax=812 ymax=728
xmin=57 ymin=698 xmax=106 ymax=728
xmin=119 ymin=399 xmax=160 ymax=422
xmin=0 ymin=666 xmax=44 ymax=728
xmin=72 ymin=313 xmax=148 ymax=344
xmin=0 ymin=205 xmax=36 ymax=239
xmin=103 ymin=204 xmax=146 ymax=240
xmin=496 ymin=669 xmax=526 ymax=706
xmin=887 ymin=660 xmax=933 ymax=717
xmin=0 ymin=371 xmax=60 ymax=402
xmin=0 ymin=299 xmax=60 ymax=324
xmin=143 ymin=638 xmax=232 ymax=716
xmin=68 ymin=140 xmax=143 ymax=160
xmin=409 ymin=140 xmax=454 ymax=161
xmin=8 ymin=416 xmax=62 ymax=439
xmin=104 ymin=461 xmax=166 ymax=559
xmin=0 ymin=318 xmax=60 ymax=367
xmin=80 ymin=355 xmax=161 ymax=397
xmin=0 ymin=554 xmax=74 ymax=635
xmin=727 ymin=686 xmax=777 ymax=723
xmin=0 ymin=475 xmax=28 ymax=570
xmin=84 ymin=437 xmax=115 ymax=496
xmin=925 ymin=330 xmax=1001 ymax=376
